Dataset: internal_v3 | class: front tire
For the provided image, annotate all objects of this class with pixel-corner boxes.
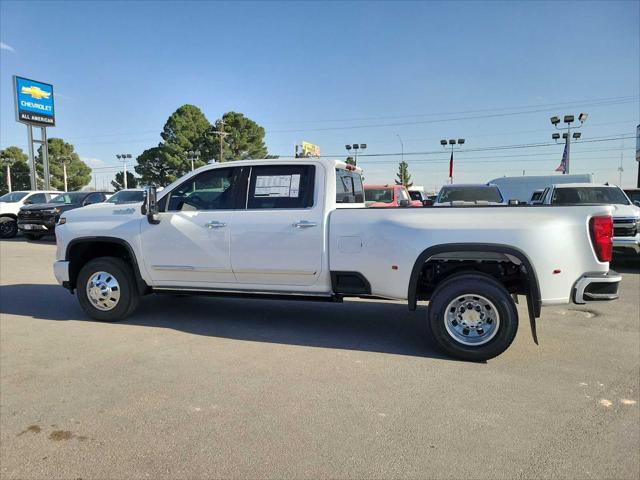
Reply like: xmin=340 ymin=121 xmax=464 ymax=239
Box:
xmin=0 ymin=217 xmax=18 ymax=239
xmin=426 ymin=274 xmax=518 ymax=361
xmin=77 ymin=257 xmax=140 ymax=321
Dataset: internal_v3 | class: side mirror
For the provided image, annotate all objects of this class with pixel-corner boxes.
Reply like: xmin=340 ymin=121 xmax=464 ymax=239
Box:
xmin=398 ymin=199 xmax=410 ymax=207
xmin=634 ymin=200 xmax=640 ymax=207
xmin=141 ymin=186 xmax=160 ymax=224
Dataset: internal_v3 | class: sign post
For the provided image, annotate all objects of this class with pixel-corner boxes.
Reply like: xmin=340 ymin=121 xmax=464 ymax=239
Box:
xmin=13 ymin=76 xmax=56 ymax=190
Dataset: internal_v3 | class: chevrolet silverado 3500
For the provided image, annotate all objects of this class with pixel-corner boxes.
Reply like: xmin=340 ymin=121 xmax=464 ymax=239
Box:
xmin=53 ymin=159 xmax=621 ymax=361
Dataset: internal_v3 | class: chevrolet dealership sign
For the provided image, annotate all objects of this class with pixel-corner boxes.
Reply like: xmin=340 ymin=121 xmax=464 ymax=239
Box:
xmin=14 ymin=76 xmax=55 ymax=126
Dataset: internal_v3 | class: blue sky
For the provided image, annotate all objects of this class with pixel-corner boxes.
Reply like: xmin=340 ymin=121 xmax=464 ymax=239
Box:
xmin=1 ymin=0 xmax=638 ymax=190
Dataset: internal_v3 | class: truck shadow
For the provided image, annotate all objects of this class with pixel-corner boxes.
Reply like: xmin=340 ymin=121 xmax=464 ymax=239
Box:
xmin=0 ymin=284 xmax=452 ymax=360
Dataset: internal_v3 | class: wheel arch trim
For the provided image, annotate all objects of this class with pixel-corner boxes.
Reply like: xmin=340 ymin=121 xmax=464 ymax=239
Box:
xmin=65 ymin=236 xmax=149 ymax=294
xmin=407 ymin=243 xmax=542 ymax=318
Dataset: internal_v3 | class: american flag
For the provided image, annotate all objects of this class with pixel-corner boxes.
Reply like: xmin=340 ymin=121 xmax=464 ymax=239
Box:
xmin=555 ymin=141 xmax=567 ymax=174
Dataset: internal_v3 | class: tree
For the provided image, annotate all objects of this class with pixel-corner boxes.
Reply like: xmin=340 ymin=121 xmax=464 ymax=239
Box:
xmin=136 ymin=105 xmax=213 ymax=185
xmin=345 ymin=156 xmax=355 ymax=166
xmin=111 ymin=171 xmax=139 ymax=191
xmin=0 ymin=146 xmax=31 ymax=195
xmin=37 ymin=138 xmax=91 ymax=191
xmin=395 ymin=161 xmax=413 ymax=187
xmin=214 ymin=111 xmax=267 ymax=161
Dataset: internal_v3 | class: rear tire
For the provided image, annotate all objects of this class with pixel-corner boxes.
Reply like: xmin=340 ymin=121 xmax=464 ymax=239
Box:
xmin=426 ymin=273 xmax=518 ymax=362
xmin=77 ymin=257 xmax=140 ymax=322
xmin=0 ymin=217 xmax=18 ymax=239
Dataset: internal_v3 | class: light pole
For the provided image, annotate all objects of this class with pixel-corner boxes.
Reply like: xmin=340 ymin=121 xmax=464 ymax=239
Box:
xmin=60 ymin=155 xmax=71 ymax=191
xmin=186 ymin=150 xmax=201 ymax=171
xmin=440 ymin=138 xmax=465 ymax=184
xmin=1 ymin=157 xmax=14 ymax=193
xmin=396 ymin=134 xmax=404 ymax=164
xmin=116 ymin=154 xmax=132 ymax=189
xmin=345 ymin=143 xmax=367 ymax=166
xmin=550 ymin=113 xmax=587 ymax=174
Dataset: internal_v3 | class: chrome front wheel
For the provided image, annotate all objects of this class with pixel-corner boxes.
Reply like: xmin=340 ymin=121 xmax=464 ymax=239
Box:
xmin=86 ymin=271 xmax=121 ymax=311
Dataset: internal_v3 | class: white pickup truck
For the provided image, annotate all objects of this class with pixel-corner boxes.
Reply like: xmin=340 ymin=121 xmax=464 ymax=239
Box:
xmin=53 ymin=159 xmax=621 ymax=361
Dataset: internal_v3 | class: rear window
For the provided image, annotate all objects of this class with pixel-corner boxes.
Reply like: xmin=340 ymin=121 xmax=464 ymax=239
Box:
xmin=336 ymin=169 xmax=364 ymax=203
xmin=247 ymin=165 xmax=315 ymax=209
xmin=365 ymin=188 xmax=394 ymax=203
xmin=551 ymin=187 xmax=629 ymax=205
xmin=438 ymin=186 xmax=503 ymax=203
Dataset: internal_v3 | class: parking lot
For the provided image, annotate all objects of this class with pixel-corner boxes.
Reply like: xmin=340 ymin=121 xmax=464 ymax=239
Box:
xmin=0 ymin=237 xmax=638 ymax=479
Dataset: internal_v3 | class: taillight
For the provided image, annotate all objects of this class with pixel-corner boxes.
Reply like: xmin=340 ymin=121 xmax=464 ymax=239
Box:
xmin=589 ymin=216 xmax=613 ymax=262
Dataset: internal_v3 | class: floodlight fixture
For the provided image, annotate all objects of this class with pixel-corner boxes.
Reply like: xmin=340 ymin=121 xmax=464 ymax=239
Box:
xmin=578 ymin=113 xmax=588 ymax=123
xmin=360 ymin=144 xmax=367 ymax=149
xmin=457 ymin=138 xmax=465 ymax=145
xmin=563 ymin=115 xmax=574 ymax=124
xmin=345 ymin=144 xmax=352 ymax=150
xmin=572 ymin=132 xmax=581 ymax=139
xmin=440 ymin=139 xmax=448 ymax=146
xmin=448 ymin=139 xmax=456 ymax=145
xmin=550 ymin=116 xmax=560 ymax=125
xmin=552 ymin=133 xmax=560 ymax=140
xmin=352 ymin=144 xmax=359 ymax=150
xmin=562 ymin=133 xmax=568 ymax=139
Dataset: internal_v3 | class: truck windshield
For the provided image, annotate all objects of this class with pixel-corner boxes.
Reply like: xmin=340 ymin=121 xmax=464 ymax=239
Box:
xmin=439 ymin=186 xmax=503 ymax=203
xmin=51 ymin=192 xmax=87 ymax=204
xmin=0 ymin=192 xmax=29 ymax=202
xmin=107 ymin=190 xmax=145 ymax=204
xmin=551 ymin=187 xmax=630 ymax=205
xmin=365 ymin=188 xmax=393 ymax=203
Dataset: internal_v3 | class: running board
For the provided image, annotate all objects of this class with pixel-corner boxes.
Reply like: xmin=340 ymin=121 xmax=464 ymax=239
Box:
xmin=153 ymin=287 xmax=343 ymax=303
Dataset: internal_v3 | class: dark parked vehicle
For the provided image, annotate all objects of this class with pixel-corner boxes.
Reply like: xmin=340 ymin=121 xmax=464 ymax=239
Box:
xmin=106 ymin=188 xmax=145 ymax=204
xmin=17 ymin=191 xmax=108 ymax=240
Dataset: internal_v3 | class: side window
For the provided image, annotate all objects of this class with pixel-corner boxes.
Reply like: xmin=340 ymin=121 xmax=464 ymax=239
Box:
xmin=85 ymin=193 xmax=103 ymax=205
xmin=26 ymin=193 xmax=46 ymax=204
xmin=167 ymin=167 xmax=239 ymax=211
xmin=247 ymin=165 xmax=315 ymax=209
xmin=397 ymin=188 xmax=409 ymax=201
xmin=336 ymin=169 xmax=364 ymax=204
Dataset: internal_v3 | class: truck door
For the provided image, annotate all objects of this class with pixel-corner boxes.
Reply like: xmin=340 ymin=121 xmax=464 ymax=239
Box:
xmin=140 ymin=167 xmax=243 ymax=286
xmin=230 ymin=163 xmax=324 ymax=287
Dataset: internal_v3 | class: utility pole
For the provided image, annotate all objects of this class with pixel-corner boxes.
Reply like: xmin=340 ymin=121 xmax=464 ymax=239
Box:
xmin=550 ymin=113 xmax=588 ymax=174
xmin=213 ymin=119 xmax=229 ymax=163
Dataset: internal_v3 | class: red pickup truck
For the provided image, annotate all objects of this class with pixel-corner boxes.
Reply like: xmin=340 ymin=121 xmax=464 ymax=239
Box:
xmin=364 ymin=184 xmax=422 ymax=208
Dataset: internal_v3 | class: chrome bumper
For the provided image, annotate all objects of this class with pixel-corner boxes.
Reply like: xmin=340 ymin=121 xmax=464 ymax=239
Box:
xmin=612 ymin=235 xmax=640 ymax=254
xmin=573 ymin=270 xmax=622 ymax=304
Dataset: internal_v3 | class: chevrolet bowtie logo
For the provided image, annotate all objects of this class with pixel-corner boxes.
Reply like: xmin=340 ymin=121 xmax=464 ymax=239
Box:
xmin=21 ymin=86 xmax=51 ymax=100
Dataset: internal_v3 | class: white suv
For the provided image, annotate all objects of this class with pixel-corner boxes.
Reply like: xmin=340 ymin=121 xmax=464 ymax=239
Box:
xmin=0 ymin=190 xmax=60 ymax=238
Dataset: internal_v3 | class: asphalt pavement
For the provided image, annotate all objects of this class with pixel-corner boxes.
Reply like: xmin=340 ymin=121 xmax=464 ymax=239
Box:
xmin=1 ymin=238 xmax=638 ymax=479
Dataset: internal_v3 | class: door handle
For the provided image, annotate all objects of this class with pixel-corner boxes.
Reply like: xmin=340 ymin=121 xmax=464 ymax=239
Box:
xmin=204 ymin=221 xmax=227 ymax=229
xmin=293 ymin=220 xmax=317 ymax=228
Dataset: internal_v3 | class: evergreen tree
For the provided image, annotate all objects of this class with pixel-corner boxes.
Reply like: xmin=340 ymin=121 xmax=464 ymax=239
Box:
xmin=395 ymin=161 xmax=413 ymax=187
xmin=111 ymin=171 xmax=139 ymax=191
xmin=214 ymin=111 xmax=267 ymax=161
xmin=0 ymin=147 xmax=31 ymax=195
xmin=37 ymin=138 xmax=91 ymax=190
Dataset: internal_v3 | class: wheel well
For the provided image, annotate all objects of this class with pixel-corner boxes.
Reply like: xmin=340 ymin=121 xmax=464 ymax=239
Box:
xmin=67 ymin=240 xmax=149 ymax=294
xmin=0 ymin=214 xmax=17 ymax=221
xmin=408 ymin=245 xmax=541 ymax=315
xmin=416 ymin=257 xmax=528 ymax=301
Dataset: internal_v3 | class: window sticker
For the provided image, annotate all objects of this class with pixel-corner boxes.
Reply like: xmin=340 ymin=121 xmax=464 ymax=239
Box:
xmin=255 ymin=174 xmax=301 ymax=198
